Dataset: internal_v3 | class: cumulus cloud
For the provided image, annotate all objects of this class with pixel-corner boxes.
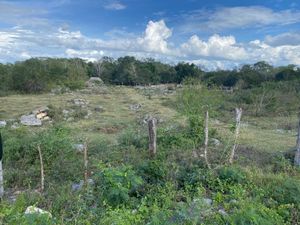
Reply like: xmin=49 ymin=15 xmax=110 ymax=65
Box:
xmin=137 ymin=20 xmax=172 ymax=54
xmin=1 ymin=19 xmax=300 ymax=68
xmin=180 ymin=6 xmax=300 ymax=32
xmin=180 ymin=34 xmax=247 ymax=60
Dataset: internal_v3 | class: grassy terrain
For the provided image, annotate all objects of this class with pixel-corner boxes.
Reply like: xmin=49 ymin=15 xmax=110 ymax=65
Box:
xmin=0 ymin=85 xmax=299 ymax=224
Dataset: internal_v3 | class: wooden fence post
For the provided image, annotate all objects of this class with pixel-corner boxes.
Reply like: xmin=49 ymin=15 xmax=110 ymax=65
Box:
xmin=204 ymin=111 xmax=211 ymax=169
xmin=148 ymin=118 xmax=157 ymax=157
xmin=0 ymin=133 xmax=4 ymax=199
xmin=84 ymin=140 xmax=88 ymax=185
xmin=37 ymin=145 xmax=44 ymax=192
xmin=229 ymin=108 xmax=242 ymax=164
xmin=294 ymin=113 xmax=300 ymax=166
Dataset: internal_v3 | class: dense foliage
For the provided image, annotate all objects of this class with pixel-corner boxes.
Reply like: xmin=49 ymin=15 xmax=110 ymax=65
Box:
xmin=1 ymin=57 xmax=299 ymax=94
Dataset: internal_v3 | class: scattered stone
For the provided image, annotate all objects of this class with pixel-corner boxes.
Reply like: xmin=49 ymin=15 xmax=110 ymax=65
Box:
xmin=72 ymin=179 xmax=94 ymax=191
xmin=20 ymin=114 xmax=42 ymax=126
xmin=25 ymin=206 xmax=52 ymax=217
xmin=211 ymin=138 xmax=221 ymax=146
xmin=218 ymin=209 xmax=228 ymax=216
xmin=129 ymin=104 xmax=142 ymax=111
xmin=276 ymin=129 xmax=285 ymax=133
xmin=73 ymin=144 xmax=85 ymax=153
xmin=73 ymin=99 xmax=88 ymax=107
xmin=11 ymin=122 xmax=20 ymax=129
xmin=94 ymin=106 xmax=105 ymax=112
xmin=84 ymin=110 xmax=93 ymax=119
xmin=203 ymin=198 xmax=213 ymax=206
xmin=66 ymin=117 xmax=74 ymax=122
xmin=0 ymin=120 xmax=7 ymax=128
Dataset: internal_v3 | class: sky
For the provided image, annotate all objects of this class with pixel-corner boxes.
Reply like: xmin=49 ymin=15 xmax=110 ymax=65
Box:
xmin=0 ymin=0 xmax=300 ymax=70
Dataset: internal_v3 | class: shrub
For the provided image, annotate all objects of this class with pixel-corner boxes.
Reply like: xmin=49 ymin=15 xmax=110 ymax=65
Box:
xmin=217 ymin=166 xmax=247 ymax=184
xmin=95 ymin=164 xmax=143 ymax=207
xmin=137 ymin=160 xmax=167 ymax=185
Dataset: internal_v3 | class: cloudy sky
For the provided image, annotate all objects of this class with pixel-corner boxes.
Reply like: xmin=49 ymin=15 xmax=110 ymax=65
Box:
xmin=0 ymin=0 xmax=300 ymax=70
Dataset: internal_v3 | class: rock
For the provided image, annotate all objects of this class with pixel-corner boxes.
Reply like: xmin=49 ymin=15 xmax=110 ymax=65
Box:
xmin=20 ymin=114 xmax=42 ymax=126
xmin=276 ymin=129 xmax=285 ymax=133
xmin=203 ymin=198 xmax=213 ymax=206
xmin=73 ymin=99 xmax=88 ymax=107
xmin=211 ymin=138 xmax=221 ymax=146
xmin=218 ymin=209 xmax=228 ymax=216
xmin=72 ymin=180 xmax=84 ymax=191
xmin=32 ymin=106 xmax=49 ymax=115
xmin=73 ymin=144 xmax=85 ymax=153
xmin=0 ymin=120 xmax=7 ymax=128
xmin=66 ymin=117 xmax=74 ymax=122
xmin=25 ymin=206 xmax=52 ymax=217
xmin=72 ymin=179 xmax=94 ymax=191
xmin=129 ymin=104 xmax=142 ymax=111
xmin=84 ymin=110 xmax=93 ymax=119
xmin=11 ymin=122 xmax=20 ymax=129
xmin=85 ymin=77 xmax=104 ymax=88
xmin=94 ymin=106 xmax=105 ymax=112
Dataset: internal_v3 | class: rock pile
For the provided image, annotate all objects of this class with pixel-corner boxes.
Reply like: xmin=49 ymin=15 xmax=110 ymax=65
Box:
xmin=20 ymin=106 xmax=51 ymax=126
xmin=32 ymin=106 xmax=50 ymax=121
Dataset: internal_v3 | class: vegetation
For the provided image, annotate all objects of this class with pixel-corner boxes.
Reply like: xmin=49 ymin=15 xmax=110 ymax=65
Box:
xmin=0 ymin=57 xmax=299 ymax=224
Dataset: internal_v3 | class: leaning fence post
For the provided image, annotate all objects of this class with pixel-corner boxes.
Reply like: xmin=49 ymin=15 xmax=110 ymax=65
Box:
xmin=37 ymin=145 xmax=45 ymax=192
xmin=0 ymin=133 xmax=4 ymax=199
xmin=148 ymin=118 xmax=157 ymax=157
xmin=229 ymin=108 xmax=243 ymax=164
xmin=294 ymin=113 xmax=300 ymax=166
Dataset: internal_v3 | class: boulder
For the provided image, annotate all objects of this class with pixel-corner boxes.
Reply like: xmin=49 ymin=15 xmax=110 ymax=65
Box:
xmin=0 ymin=121 xmax=6 ymax=128
xmin=20 ymin=114 xmax=42 ymax=126
xmin=85 ymin=77 xmax=104 ymax=88
xmin=25 ymin=206 xmax=52 ymax=217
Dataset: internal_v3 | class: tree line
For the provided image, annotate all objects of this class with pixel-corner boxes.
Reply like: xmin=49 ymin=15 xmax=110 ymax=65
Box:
xmin=0 ymin=56 xmax=299 ymax=94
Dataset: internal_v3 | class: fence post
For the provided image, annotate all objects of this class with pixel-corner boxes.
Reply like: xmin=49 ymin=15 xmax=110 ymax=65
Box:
xmin=148 ymin=118 xmax=157 ymax=157
xmin=0 ymin=133 xmax=4 ymax=199
xmin=294 ymin=113 xmax=300 ymax=166
xmin=37 ymin=145 xmax=44 ymax=192
xmin=229 ymin=108 xmax=242 ymax=164
xmin=204 ymin=111 xmax=211 ymax=169
xmin=84 ymin=139 xmax=88 ymax=185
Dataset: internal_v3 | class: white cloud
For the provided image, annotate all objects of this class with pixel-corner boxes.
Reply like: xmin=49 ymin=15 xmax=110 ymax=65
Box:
xmin=104 ymin=1 xmax=126 ymax=10
xmin=180 ymin=34 xmax=247 ymax=60
xmin=1 ymin=20 xmax=300 ymax=68
xmin=265 ymin=32 xmax=300 ymax=46
xmin=137 ymin=20 xmax=172 ymax=54
xmin=180 ymin=6 xmax=300 ymax=32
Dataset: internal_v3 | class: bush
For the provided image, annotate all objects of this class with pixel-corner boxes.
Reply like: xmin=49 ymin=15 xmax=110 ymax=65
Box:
xmin=137 ymin=160 xmax=167 ymax=185
xmin=227 ymin=201 xmax=285 ymax=225
xmin=217 ymin=166 xmax=247 ymax=184
xmin=95 ymin=164 xmax=143 ymax=207
xmin=266 ymin=177 xmax=300 ymax=205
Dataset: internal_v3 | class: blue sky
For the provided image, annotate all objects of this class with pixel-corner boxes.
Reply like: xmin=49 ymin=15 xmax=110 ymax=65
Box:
xmin=0 ymin=0 xmax=300 ymax=69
